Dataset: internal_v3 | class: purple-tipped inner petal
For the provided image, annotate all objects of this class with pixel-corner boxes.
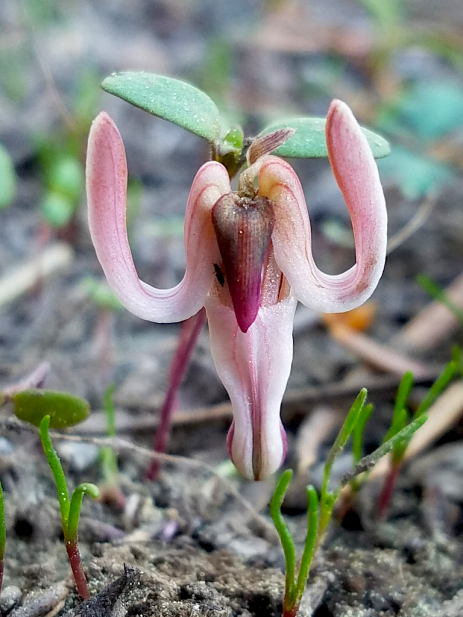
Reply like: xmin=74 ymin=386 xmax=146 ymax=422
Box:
xmin=212 ymin=193 xmax=275 ymax=333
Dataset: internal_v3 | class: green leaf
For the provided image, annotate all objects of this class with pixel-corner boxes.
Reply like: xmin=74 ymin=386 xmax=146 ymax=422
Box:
xmin=339 ymin=414 xmax=428 ymax=487
xmin=48 ymin=157 xmax=84 ymax=202
xmin=356 ymin=0 xmax=405 ymax=30
xmin=102 ymin=72 xmax=222 ymax=141
xmin=417 ymin=274 xmax=463 ymax=324
xmin=270 ymin=470 xmax=297 ymax=600
xmin=14 ymin=389 xmax=90 ymax=429
xmin=0 ymin=143 xmax=16 ymax=209
xmin=40 ymin=192 xmax=76 ymax=228
xmin=81 ymin=276 xmax=123 ymax=311
xmin=385 ymin=81 xmax=463 ymax=141
xmin=257 ymin=118 xmax=391 ymax=159
xmin=377 ymin=146 xmax=452 ymax=199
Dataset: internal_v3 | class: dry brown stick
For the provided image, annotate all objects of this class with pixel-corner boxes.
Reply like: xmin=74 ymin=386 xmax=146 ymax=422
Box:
xmin=325 ymin=323 xmax=432 ymax=378
xmin=0 ymin=243 xmax=74 ymax=310
xmin=392 ymin=271 xmax=463 ymax=354
xmin=74 ymin=372 xmax=441 ymax=436
xmin=0 ymin=361 xmax=51 ymax=401
xmin=295 ymin=406 xmax=341 ymax=475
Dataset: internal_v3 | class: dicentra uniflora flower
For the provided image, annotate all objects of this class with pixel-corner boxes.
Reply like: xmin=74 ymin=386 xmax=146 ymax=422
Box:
xmin=86 ymin=100 xmax=387 ymax=480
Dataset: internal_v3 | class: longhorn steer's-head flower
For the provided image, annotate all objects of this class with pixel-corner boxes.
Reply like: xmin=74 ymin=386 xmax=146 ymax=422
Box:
xmin=86 ymin=100 xmax=387 ymax=481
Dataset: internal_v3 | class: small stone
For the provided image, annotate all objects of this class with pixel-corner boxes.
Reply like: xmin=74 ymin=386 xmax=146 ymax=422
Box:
xmin=0 ymin=585 xmax=22 ymax=612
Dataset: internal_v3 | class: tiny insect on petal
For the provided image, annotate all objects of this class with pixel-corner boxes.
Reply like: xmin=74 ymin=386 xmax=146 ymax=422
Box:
xmin=212 ymin=193 xmax=275 ymax=333
xmin=87 ymin=112 xmax=230 ymax=322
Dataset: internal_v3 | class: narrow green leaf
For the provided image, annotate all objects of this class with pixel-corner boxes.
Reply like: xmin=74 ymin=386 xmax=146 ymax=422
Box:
xmin=14 ymin=389 xmax=90 ymax=429
xmin=352 ymin=403 xmax=374 ymax=464
xmin=270 ymin=470 xmax=297 ymax=601
xmin=66 ymin=483 xmax=100 ymax=543
xmin=339 ymin=414 xmax=428 ymax=487
xmin=393 ymin=371 xmax=414 ymax=420
xmin=414 ymin=359 xmax=455 ymax=418
xmin=383 ymin=407 xmax=407 ymax=445
xmin=0 ymin=143 xmax=16 ymax=209
xmin=102 ymin=72 xmax=222 ymax=141
xmin=40 ymin=415 xmax=70 ymax=525
xmin=325 ymin=388 xmax=368 ymax=472
xmin=417 ymin=274 xmax=463 ymax=324
xmin=294 ymin=485 xmax=319 ymax=609
xmin=258 ymin=118 xmax=391 ymax=159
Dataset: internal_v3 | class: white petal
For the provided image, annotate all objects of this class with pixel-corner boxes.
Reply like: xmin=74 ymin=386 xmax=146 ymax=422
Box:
xmin=205 ymin=294 xmax=297 ymax=480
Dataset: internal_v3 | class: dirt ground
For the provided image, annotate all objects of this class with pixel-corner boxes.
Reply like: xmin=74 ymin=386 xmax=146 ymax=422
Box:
xmin=2 ymin=0 xmax=463 ymax=615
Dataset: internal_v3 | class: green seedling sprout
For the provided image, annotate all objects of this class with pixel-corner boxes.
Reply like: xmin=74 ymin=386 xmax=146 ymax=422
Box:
xmin=98 ymin=384 xmax=125 ymax=508
xmin=377 ymin=358 xmax=456 ymax=519
xmin=417 ymin=273 xmax=463 ymax=324
xmin=0 ymin=142 xmax=16 ymax=210
xmin=0 ymin=480 xmax=5 ymax=598
xmin=271 ymin=471 xmax=319 ymax=617
xmin=100 ymin=384 xmax=119 ymax=485
xmin=270 ymin=388 xmax=428 ymax=617
xmin=40 ymin=415 xmax=99 ymax=599
xmin=349 ymin=402 xmax=374 ymax=493
xmin=13 ymin=389 xmax=99 ymax=599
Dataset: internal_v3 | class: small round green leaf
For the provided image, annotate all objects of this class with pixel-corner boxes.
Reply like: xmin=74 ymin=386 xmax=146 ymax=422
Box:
xmin=0 ymin=143 xmax=16 ymax=209
xmin=81 ymin=276 xmax=123 ymax=311
xmin=48 ymin=157 xmax=84 ymax=202
xmin=14 ymin=389 xmax=90 ymax=429
xmin=102 ymin=72 xmax=222 ymax=141
xmin=258 ymin=118 xmax=391 ymax=159
xmin=40 ymin=192 xmax=76 ymax=228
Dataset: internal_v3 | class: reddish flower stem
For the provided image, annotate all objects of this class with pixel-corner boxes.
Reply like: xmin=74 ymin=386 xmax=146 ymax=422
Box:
xmin=66 ymin=540 xmax=90 ymax=599
xmin=146 ymin=308 xmax=207 ymax=481
xmin=0 ymin=558 xmax=3 ymax=597
xmin=377 ymin=462 xmax=402 ymax=521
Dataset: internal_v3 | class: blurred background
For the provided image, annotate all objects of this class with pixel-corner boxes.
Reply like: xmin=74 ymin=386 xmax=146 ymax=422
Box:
xmin=1 ymin=0 xmax=463 ymax=451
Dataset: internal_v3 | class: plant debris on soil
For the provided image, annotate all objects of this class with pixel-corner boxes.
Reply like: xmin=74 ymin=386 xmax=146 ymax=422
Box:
xmin=2 ymin=0 xmax=463 ymax=615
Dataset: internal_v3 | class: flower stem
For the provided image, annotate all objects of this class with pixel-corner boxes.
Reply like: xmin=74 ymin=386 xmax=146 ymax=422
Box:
xmin=146 ymin=308 xmax=206 ymax=481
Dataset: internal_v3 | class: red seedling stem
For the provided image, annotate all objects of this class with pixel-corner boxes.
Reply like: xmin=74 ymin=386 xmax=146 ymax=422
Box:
xmin=66 ymin=541 xmax=90 ymax=599
xmin=377 ymin=462 xmax=402 ymax=521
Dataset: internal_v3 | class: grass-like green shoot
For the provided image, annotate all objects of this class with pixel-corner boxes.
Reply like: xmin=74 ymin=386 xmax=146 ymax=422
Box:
xmin=98 ymin=384 xmax=125 ymax=508
xmin=270 ymin=387 xmax=429 ymax=617
xmin=13 ymin=389 xmax=99 ymax=599
xmin=377 ymin=358 xmax=456 ymax=519
xmin=417 ymin=274 xmax=463 ymax=324
xmin=40 ymin=415 xmax=99 ymax=599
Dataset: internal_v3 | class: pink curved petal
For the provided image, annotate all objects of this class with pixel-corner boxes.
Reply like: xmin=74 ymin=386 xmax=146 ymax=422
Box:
xmin=257 ymin=100 xmax=387 ymax=313
xmin=86 ymin=112 xmax=230 ymax=322
xmin=205 ymin=294 xmax=297 ymax=480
